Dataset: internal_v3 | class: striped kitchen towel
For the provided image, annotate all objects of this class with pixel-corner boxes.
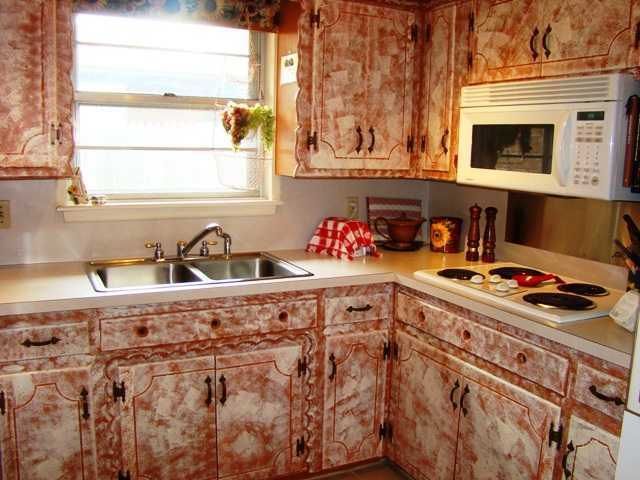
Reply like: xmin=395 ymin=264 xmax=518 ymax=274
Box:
xmin=306 ymin=217 xmax=380 ymax=261
xmin=367 ymin=197 xmax=423 ymax=242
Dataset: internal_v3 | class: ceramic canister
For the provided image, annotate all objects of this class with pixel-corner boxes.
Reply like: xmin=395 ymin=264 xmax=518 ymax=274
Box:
xmin=429 ymin=217 xmax=463 ymax=253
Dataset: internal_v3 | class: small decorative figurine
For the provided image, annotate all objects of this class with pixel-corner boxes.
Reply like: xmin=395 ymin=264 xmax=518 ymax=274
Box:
xmin=466 ymin=204 xmax=482 ymax=261
xmin=482 ymin=206 xmax=498 ymax=263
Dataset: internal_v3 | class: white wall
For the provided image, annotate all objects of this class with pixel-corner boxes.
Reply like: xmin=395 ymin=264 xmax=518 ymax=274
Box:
xmin=0 ymin=178 xmax=430 ymax=265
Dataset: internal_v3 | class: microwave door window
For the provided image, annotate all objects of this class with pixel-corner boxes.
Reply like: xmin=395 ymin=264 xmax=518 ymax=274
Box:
xmin=470 ymin=125 xmax=554 ymax=174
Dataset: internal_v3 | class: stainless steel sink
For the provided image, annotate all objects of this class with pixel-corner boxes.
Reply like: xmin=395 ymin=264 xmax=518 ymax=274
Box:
xmin=190 ymin=253 xmax=312 ymax=283
xmin=87 ymin=253 xmax=311 ymax=292
xmin=88 ymin=260 xmax=208 ymax=292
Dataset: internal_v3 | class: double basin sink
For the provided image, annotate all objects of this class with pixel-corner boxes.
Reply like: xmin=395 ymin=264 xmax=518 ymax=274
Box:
xmin=87 ymin=253 xmax=312 ymax=292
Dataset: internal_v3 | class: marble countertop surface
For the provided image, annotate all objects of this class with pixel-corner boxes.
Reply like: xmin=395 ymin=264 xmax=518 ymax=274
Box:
xmin=0 ymin=249 xmax=634 ymax=366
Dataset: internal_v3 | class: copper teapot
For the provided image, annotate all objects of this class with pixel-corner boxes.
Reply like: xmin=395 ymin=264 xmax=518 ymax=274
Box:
xmin=374 ymin=213 xmax=426 ymax=243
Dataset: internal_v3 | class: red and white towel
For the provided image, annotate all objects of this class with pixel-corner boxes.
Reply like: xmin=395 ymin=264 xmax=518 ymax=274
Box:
xmin=306 ymin=217 xmax=380 ymax=261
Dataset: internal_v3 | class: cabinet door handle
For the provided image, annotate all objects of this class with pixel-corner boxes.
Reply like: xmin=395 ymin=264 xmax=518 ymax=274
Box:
xmin=542 ymin=24 xmax=552 ymax=58
xmin=355 ymin=126 xmax=363 ymax=154
xmin=80 ymin=387 xmax=90 ymax=420
xmin=529 ymin=27 xmax=540 ymax=60
xmin=562 ymin=441 xmax=575 ymax=479
xmin=0 ymin=391 xmax=5 ymax=416
xmin=21 ymin=336 xmax=61 ymax=348
xmin=420 ymin=135 xmax=426 ymax=153
xmin=368 ymin=127 xmax=376 ymax=153
xmin=205 ymin=376 xmax=213 ymax=407
xmin=589 ymin=385 xmax=624 ymax=406
xmin=346 ymin=304 xmax=372 ymax=313
xmin=460 ymin=384 xmax=471 ymax=416
xmin=219 ymin=375 xmax=227 ymax=405
xmin=329 ymin=353 xmax=337 ymax=381
xmin=449 ymin=379 xmax=460 ymax=410
xmin=635 ymin=21 xmax=640 ymax=49
xmin=441 ymin=129 xmax=449 ymax=155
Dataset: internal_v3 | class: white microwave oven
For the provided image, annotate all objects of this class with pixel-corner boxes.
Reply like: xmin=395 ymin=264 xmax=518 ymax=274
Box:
xmin=457 ymin=74 xmax=640 ymax=200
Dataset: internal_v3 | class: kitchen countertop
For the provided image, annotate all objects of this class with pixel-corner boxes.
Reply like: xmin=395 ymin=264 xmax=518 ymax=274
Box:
xmin=0 ymin=249 xmax=634 ymax=367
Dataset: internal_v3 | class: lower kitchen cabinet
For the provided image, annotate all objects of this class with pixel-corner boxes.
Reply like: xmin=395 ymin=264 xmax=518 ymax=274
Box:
xmin=117 ymin=344 xmax=306 ymax=480
xmin=562 ymin=416 xmax=619 ymax=480
xmin=391 ymin=331 xmax=561 ymax=480
xmin=0 ymin=367 xmax=97 ymax=480
xmin=322 ymin=331 xmax=389 ymax=469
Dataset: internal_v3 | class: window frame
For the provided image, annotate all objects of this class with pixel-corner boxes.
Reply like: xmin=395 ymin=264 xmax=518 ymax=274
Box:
xmin=64 ymin=14 xmax=278 ymax=215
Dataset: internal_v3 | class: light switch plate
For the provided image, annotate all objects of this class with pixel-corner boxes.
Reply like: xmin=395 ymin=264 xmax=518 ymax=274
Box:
xmin=0 ymin=200 xmax=10 ymax=229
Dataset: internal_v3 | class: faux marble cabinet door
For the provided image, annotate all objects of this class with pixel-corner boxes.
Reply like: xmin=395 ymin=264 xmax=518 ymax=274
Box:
xmin=0 ymin=367 xmax=97 ymax=480
xmin=454 ymin=369 xmax=560 ymax=480
xmin=0 ymin=0 xmax=73 ymax=178
xmin=118 ymin=357 xmax=217 ymax=480
xmin=390 ymin=332 xmax=462 ymax=480
xmin=540 ymin=0 xmax=634 ymax=77
xmin=563 ymin=416 xmax=619 ymax=480
xmin=309 ymin=1 xmax=414 ymax=171
xmin=322 ymin=331 xmax=388 ymax=469
xmin=216 ymin=345 xmax=306 ymax=480
xmin=420 ymin=4 xmax=456 ymax=174
xmin=472 ymin=0 xmax=543 ymax=83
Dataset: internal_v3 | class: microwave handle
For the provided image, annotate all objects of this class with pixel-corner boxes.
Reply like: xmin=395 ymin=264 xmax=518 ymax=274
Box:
xmin=556 ymin=120 xmax=572 ymax=187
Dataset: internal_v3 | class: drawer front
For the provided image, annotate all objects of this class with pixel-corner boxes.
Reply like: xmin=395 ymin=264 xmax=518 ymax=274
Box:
xmin=397 ymin=293 xmax=569 ymax=394
xmin=0 ymin=323 xmax=90 ymax=362
xmin=573 ymin=364 xmax=627 ymax=420
xmin=325 ymin=293 xmax=391 ymax=325
xmin=100 ymin=300 xmax=317 ymax=351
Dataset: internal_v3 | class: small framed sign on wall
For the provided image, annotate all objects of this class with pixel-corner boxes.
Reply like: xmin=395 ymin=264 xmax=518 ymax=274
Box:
xmin=280 ymin=53 xmax=298 ymax=85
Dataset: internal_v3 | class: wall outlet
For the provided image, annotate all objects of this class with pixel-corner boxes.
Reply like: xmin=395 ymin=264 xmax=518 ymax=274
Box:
xmin=346 ymin=196 xmax=359 ymax=219
xmin=0 ymin=200 xmax=9 ymax=229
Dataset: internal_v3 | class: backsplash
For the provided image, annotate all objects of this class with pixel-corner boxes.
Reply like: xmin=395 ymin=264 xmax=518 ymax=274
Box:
xmin=0 ymin=178 xmax=430 ymax=265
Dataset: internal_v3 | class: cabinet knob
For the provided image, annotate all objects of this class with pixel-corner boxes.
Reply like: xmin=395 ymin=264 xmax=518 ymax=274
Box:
xmin=278 ymin=311 xmax=289 ymax=322
xmin=211 ymin=319 xmax=221 ymax=329
xmin=516 ymin=352 xmax=527 ymax=364
xmin=135 ymin=325 xmax=149 ymax=337
xmin=462 ymin=329 xmax=472 ymax=341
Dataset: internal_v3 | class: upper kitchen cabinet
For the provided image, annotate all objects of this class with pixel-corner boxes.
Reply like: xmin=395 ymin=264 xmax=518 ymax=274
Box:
xmin=0 ymin=0 xmax=74 ymax=179
xmin=292 ymin=0 xmax=417 ymax=177
xmin=471 ymin=0 xmax=640 ymax=83
xmin=418 ymin=2 xmax=472 ymax=181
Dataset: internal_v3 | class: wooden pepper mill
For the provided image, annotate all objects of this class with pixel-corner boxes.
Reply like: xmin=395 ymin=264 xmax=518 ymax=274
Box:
xmin=482 ymin=207 xmax=498 ymax=263
xmin=465 ymin=204 xmax=482 ymax=261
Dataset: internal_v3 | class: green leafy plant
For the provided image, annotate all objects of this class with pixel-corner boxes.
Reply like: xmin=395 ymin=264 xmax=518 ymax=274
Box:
xmin=222 ymin=102 xmax=274 ymax=152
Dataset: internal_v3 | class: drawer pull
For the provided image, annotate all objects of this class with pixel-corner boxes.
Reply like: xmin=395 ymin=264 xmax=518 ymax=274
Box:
xmin=278 ymin=311 xmax=289 ymax=322
xmin=562 ymin=441 xmax=575 ymax=479
xmin=589 ymin=385 xmax=624 ymax=406
xmin=205 ymin=376 xmax=213 ymax=407
xmin=81 ymin=387 xmax=90 ymax=420
xmin=462 ymin=330 xmax=471 ymax=341
xmin=219 ymin=375 xmax=227 ymax=405
xmin=449 ymin=379 xmax=460 ymax=410
xmin=211 ymin=319 xmax=221 ymax=329
xmin=135 ymin=326 xmax=149 ymax=337
xmin=346 ymin=304 xmax=372 ymax=313
xmin=542 ymin=24 xmax=552 ymax=58
xmin=460 ymin=384 xmax=471 ymax=417
xmin=517 ymin=352 xmax=527 ymax=364
xmin=529 ymin=27 xmax=540 ymax=60
xmin=329 ymin=353 xmax=337 ymax=381
xmin=21 ymin=336 xmax=61 ymax=348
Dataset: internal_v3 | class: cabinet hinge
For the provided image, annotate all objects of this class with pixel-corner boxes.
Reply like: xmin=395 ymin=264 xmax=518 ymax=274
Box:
xmin=468 ymin=13 xmax=475 ymax=33
xmin=410 ymin=23 xmax=418 ymax=42
xmin=311 ymin=9 xmax=320 ymax=28
xmin=0 ymin=390 xmax=5 ymax=416
xmin=112 ymin=381 xmax=126 ymax=404
xmin=307 ymin=131 xmax=318 ymax=151
xmin=50 ymin=122 xmax=62 ymax=145
xmin=297 ymin=356 xmax=308 ymax=377
xmin=406 ymin=135 xmax=415 ymax=153
xmin=548 ymin=422 xmax=563 ymax=450
xmin=117 ymin=470 xmax=131 ymax=480
xmin=379 ymin=421 xmax=393 ymax=441
xmin=295 ymin=436 xmax=306 ymax=456
xmin=425 ymin=24 xmax=431 ymax=43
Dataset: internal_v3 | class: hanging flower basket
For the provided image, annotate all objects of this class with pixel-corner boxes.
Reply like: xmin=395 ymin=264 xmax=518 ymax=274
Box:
xmin=222 ymin=102 xmax=274 ymax=152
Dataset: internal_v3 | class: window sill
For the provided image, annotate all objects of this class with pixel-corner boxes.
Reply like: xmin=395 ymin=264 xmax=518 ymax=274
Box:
xmin=57 ymin=198 xmax=282 ymax=222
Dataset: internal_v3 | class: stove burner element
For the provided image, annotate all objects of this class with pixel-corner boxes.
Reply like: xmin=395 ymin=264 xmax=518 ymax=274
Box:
xmin=488 ymin=267 xmax=545 ymax=279
xmin=557 ymin=283 xmax=609 ymax=297
xmin=437 ymin=269 xmax=484 ymax=281
xmin=523 ymin=293 xmax=596 ymax=311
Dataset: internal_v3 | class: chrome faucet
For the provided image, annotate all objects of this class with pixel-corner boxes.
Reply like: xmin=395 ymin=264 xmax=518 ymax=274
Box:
xmin=178 ymin=222 xmax=232 ymax=259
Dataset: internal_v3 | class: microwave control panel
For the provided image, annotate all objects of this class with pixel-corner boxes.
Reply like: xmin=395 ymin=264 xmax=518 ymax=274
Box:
xmin=572 ymin=111 xmax=606 ymax=189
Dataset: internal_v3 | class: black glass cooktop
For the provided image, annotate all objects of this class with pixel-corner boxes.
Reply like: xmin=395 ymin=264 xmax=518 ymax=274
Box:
xmin=488 ymin=267 xmax=545 ymax=279
xmin=437 ymin=269 xmax=483 ymax=281
xmin=557 ymin=283 xmax=609 ymax=297
xmin=522 ymin=292 xmax=596 ymax=311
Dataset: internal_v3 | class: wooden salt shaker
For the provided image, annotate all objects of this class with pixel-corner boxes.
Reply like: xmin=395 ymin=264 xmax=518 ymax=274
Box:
xmin=482 ymin=207 xmax=498 ymax=263
xmin=465 ymin=204 xmax=482 ymax=261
